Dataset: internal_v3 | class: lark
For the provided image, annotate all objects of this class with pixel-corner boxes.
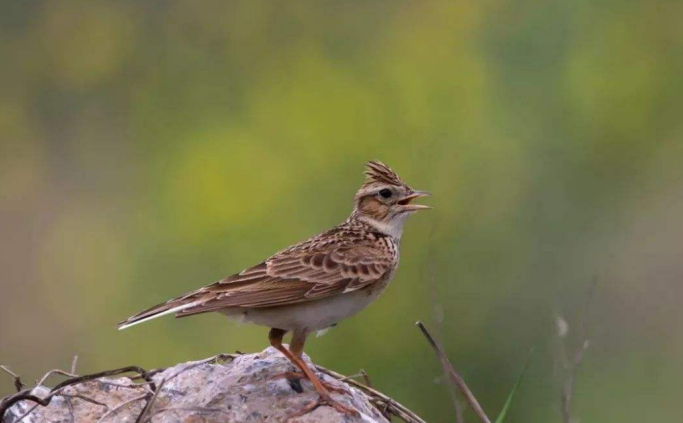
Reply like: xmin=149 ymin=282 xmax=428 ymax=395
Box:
xmin=118 ymin=161 xmax=431 ymax=416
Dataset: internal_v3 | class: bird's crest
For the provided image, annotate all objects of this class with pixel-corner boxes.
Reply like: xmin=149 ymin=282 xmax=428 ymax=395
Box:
xmin=363 ymin=160 xmax=404 ymax=188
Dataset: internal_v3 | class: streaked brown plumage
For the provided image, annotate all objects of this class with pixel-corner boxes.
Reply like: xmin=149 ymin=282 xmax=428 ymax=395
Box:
xmin=118 ymin=160 xmax=431 ymax=416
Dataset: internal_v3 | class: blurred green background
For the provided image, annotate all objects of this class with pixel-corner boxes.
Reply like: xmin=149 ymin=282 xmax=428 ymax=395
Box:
xmin=1 ymin=0 xmax=682 ymax=421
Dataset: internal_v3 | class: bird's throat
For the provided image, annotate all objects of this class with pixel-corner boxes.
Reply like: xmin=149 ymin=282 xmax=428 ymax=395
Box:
xmin=357 ymin=215 xmax=407 ymax=241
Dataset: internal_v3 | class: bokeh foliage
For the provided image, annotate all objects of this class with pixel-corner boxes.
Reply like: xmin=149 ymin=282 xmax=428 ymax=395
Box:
xmin=1 ymin=0 xmax=682 ymax=421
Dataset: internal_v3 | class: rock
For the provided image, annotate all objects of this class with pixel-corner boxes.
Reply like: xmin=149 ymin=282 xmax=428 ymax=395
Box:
xmin=4 ymin=347 xmax=390 ymax=423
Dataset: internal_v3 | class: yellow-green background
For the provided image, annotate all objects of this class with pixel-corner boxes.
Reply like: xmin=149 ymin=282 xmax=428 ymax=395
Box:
xmin=1 ymin=0 xmax=682 ymax=421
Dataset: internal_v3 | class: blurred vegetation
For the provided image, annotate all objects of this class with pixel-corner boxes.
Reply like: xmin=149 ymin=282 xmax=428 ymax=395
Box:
xmin=1 ymin=0 xmax=682 ymax=422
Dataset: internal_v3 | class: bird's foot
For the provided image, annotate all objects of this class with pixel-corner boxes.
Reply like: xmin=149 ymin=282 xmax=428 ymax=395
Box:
xmin=286 ymin=391 xmax=359 ymax=421
xmin=271 ymin=371 xmax=351 ymax=395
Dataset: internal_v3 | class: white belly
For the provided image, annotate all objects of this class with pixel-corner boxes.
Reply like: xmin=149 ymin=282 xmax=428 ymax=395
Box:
xmin=221 ymin=287 xmax=386 ymax=332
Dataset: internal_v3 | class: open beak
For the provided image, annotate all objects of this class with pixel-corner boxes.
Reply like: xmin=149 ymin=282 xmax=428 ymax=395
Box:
xmin=397 ymin=190 xmax=432 ymax=211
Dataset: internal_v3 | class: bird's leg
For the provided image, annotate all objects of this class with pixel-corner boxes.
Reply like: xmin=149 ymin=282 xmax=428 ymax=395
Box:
xmin=267 ymin=328 xmax=324 ymax=384
xmin=268 ymin=328 xmax=358 ymax=417
xmin=270 ymin=333 xmax=349 ymax=395
xmin=288 ymin=331 xmax=350 ymax=395
xmin=289 ymin=330 xmax=358 ymax=415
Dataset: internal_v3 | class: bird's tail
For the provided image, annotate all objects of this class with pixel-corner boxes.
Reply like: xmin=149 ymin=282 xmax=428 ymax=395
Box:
xmin=117 ymin=297 xmax=199 ymax=330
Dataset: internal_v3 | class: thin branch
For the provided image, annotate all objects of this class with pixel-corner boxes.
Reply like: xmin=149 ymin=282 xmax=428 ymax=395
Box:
xmin=65 ymin=396 xmax=75 ymax=423
xmin=71 ymin=356 xmax=79 ymax=375
xmin=36 ymin=369 xmax=79 ymax=387
xmin=416 ymin=321 xmax=492 ymax=423
xmin=136 ymin=354 xmax=237 ymax=423
xmin=426 ymin=225 xmax=465 ymax=423
xmin=95 ymin=394 xmax=148 ymax=423
xmin=315 ymin=365 xmax=427 ymax=423
xmin=338 ymin=369 xmax=372 ymax=388
xmin=359 ymin=369 xmax=373 ymax=389
xmin=134 ymin=379 xmax=165 ymax=423
xmin=0 ymin=366 xmax=24 ymax=392
xmin=96 ymin=380 xmax=154 ymax=391
xmin=9 ymin=401 xmax=42 ymax=423
xmin=339 ymin=372 xmax=364 ymax=382
xmin=58 ymin=393 xmax=109 ymax=409
xmin=0 ymin=365 xmax=156 ymax=421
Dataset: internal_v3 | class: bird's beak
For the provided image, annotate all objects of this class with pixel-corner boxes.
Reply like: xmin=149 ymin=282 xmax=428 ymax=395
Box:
xmin=397 ymin=190 xmax=432 ymax=211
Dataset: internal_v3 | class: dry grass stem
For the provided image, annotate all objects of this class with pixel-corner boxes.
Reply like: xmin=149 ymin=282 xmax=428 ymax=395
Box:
xmin=426 ymin=237 xmax=465 ymax=423
xmin=416 ymin=320 xmax=492 ymax=423
xmin=0 ymin=366 xmax=24 ymax=392
xmin=95 ymin=394 xmax=148 ymax=423
xmin=70 ymin=356 xmax=79 ymax=375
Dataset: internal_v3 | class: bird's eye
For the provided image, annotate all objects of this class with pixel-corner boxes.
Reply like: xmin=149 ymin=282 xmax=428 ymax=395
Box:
xmin=379 ymin=189 xmax=392 ymax=199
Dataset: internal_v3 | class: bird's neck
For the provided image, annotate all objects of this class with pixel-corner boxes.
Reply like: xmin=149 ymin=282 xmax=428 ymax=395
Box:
xmin=348 ymin=212 xmax=407 ymax=241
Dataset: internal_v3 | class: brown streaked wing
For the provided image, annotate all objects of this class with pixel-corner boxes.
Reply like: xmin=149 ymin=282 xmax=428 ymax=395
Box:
xmin=174 ymin=239 xmax=393 ymax=316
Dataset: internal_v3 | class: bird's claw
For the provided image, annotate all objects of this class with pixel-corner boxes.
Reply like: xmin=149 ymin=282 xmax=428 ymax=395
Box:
xmin=286 ymin=392 xmax=359 ymax=421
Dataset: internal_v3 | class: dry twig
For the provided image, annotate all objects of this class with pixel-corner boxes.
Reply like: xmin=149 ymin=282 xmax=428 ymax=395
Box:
xmin=58 ymin=394 xmax=109 ymax=409
xmin=339 ymin=369 xmax=372 ymax=388
xmin=0 ymin=366 xmax=24 ymax=393
xmin=65 ymin=396 xmax=75 ymax=423
xmin=71 ymin=356 xmax=79 ymax=375
xmin=95 ymin=394 xmax=148 ymax=423
xmin=416 ymin=321 xmax=492 ymax=423
xmin=425 ymin=227 xmax=465 ymax=423
xmin=315 ymin=366 xmax=428 ymax=423
xmin=134 ymin=378 xmax=165 ymax=423
xmin=0 ymin=365 xmax=156 ymax=422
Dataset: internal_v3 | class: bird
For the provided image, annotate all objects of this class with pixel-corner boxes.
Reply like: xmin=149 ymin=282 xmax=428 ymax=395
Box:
xmin=118 ymin=160 xmax=431 ymax=416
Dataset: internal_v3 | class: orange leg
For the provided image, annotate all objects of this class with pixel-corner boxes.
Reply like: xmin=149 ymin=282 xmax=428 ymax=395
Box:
xmin=288 ymin=331 xmax=350 ymax=395
xmin=268 ymin=328 xmax=358 ymax=417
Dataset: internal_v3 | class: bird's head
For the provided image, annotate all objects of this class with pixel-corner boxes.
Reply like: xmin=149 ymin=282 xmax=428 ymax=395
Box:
xmin=352 ymin=160 xmax=431 ymax=239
